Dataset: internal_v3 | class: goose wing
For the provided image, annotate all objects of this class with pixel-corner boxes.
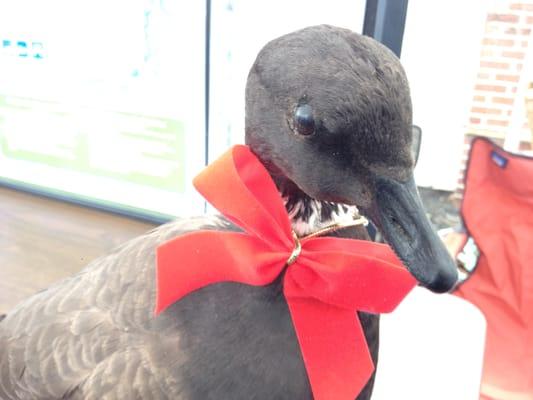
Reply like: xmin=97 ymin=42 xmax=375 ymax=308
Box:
xmin=0 ymin=216 xmax=229 ymax=400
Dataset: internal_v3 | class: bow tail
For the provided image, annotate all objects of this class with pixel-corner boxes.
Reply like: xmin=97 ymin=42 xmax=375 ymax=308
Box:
xmin=286 ymin=295 xmax=374 ymax=400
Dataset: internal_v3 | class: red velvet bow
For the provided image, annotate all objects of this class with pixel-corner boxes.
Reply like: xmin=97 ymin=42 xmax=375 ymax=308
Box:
xmin=155 ymin=145 xmax=416 ymax=400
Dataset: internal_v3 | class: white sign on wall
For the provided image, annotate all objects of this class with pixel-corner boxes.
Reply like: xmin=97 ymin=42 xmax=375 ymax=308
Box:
xmin=0 ymin=0 xmax=206 ymax=218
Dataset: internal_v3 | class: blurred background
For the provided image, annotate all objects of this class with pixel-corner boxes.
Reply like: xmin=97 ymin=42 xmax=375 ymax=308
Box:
xmin=1 ymin=0 xmax=533 ymax=397
xmin=2 ymin=0 xmax=532 ymax=221
xmin=1 ymin=0 xmax=532 ymax=219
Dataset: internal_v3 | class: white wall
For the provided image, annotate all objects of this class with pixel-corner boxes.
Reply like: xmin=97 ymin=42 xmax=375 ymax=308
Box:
xmin=373 ymin=288 xmax=486 ymax=400
xmin=402 ymin=0 xmax=490 ymax=190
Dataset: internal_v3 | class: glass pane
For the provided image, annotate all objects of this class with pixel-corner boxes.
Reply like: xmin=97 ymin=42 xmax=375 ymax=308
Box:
xmin=0 ymin=0 xmax=206 ymax=218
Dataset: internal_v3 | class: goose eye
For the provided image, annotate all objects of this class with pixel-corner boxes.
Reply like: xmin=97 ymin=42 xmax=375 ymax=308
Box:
xmin=293 ymin=104 xmax=315 ymax=136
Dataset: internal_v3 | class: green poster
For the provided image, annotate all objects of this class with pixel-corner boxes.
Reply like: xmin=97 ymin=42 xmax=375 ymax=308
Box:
xmin=0 ymin=95 xmax=186 ymax=192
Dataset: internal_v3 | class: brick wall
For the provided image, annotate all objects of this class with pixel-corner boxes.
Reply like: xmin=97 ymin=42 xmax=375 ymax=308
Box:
xmin=458 ymin=1 xmax=533 ymax=193
xmin=467 ymin=1 xmax=533 ymax=140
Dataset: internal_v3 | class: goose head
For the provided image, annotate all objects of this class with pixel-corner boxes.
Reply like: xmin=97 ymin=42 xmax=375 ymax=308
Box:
xmin=245 ymin=25 xmax=458 ymax=293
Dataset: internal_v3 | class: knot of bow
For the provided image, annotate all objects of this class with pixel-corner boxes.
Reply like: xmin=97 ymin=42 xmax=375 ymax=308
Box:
xmin=155 ymin=145 xmax=416 ymax=400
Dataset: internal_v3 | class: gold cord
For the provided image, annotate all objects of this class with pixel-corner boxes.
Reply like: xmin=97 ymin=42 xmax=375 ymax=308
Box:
xmin=285 ymin=214 xmax=369 ymax=266
xmin=302 ymin=215 xmax=369 ymax=240
xmin=286 ymin=231 xmax=302 ymax=266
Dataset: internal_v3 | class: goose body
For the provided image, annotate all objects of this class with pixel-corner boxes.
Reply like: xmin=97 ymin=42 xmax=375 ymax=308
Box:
xmin=0 ymin=25 xmax=457 ymax=399
xmin=0 ymin=215 xmax=378 ymax=399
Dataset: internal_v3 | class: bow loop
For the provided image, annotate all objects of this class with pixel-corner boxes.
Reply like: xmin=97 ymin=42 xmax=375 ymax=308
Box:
xmin=193 ymin=146 xmax=293 ymax=249
xmin=156 ymin=231 xmax=288 ymax=314
xmin=286 ymin=237 xmax=416 ymax=313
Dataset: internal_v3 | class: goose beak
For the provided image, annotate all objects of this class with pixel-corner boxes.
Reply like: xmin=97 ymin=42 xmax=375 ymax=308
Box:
xmin=364 ymin=175 xmax=458 ymax=293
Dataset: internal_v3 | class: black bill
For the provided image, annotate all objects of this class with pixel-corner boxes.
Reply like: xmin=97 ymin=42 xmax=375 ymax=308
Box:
xmin=365 ymin=175 xmax=458 ymax=293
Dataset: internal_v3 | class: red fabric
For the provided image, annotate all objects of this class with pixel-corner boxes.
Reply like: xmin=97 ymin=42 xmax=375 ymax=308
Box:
xmin=155 ymin=145 xmax=416 ymax=400
xmin=455 ymin=138 xmax=533 ymax=400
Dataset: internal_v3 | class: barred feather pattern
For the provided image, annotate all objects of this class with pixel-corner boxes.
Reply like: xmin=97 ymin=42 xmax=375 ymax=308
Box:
xmin=0 ymin=216 xmax=228 ymax=400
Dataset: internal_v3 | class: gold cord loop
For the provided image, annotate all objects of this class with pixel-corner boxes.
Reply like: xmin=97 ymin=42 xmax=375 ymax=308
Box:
xmin=286 ymin=231 xmax=302 ymax=266
xmin=285 ymin=214 xmax=369 ymax=266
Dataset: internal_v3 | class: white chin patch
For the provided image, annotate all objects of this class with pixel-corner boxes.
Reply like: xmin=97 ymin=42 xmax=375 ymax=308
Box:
xmin=287 ymin=199 xmax=361 ymax=237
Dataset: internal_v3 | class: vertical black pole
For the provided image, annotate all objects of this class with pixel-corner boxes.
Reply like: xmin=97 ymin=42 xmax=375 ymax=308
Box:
xmin=204 ymin=0 xmax=211 ymax=166
xmin=362 ymin=0 xmax=379 ymax=38
xmin=362 ymin=0 xmax=409 ymax=58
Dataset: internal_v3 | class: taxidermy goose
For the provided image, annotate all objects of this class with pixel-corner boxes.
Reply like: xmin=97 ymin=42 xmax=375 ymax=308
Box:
xmin=0 ymin=25 xmax=457 ymax=400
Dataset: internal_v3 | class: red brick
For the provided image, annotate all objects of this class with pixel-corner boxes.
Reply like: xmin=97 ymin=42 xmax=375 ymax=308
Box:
xmin=480 ymin=61 xmax=510 ymax=69
xmin=483 ymin=38 xmax=515 ymax=46
xmin=492 ymin=96 xmax=514 ymax=105
xmin=496 ymin=73 xmax=520 ymax=82
xmin=511 ymin=3 xmax=533 ymax=11
xmin=520 ymin=28 xmax=531 ymax=35
xmin=487 ymin=13 xmax=520 ymax=23
xmin=502 ymin=50 xmax=526 ymax=59
xmin=487 ymin=119 xmax=509 ymax=127
xmin=473 ymin=95 xmax=486 ymax=102
xmin=475 ymin=84 xmax=506 ymax=92
xmin=471 ymin=107 xmax=502 ymax=115
xmin=469 ymin=117 xmax=481 ymax=124
xmin=527 ymin=16 xmax=533 ymax=24
xmin=519 ymin=141 xmax=532 ymax=151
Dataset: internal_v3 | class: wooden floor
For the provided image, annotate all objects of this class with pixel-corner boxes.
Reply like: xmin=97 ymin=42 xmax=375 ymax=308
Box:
xmin=0 ymin=187 xmax=157 ymax=314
